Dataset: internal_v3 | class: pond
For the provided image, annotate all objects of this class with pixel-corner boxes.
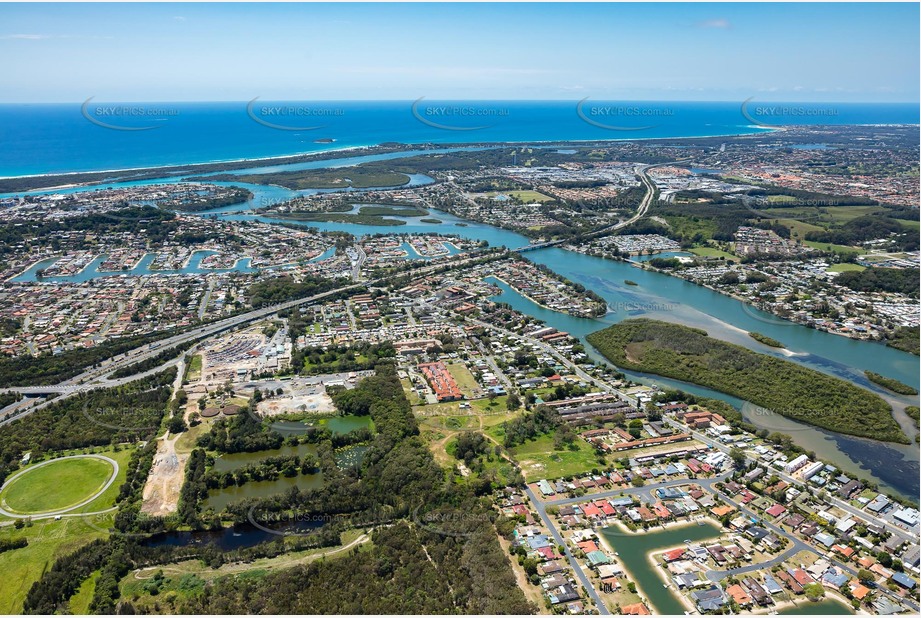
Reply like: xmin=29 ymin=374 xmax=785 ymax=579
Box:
xmin=211 ymin=443 xmax=319 ymax=474
xmin=202 ymin=472 xmax=324 ymax=513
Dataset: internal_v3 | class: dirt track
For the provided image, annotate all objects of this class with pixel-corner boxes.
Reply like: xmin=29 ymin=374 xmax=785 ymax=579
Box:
xmin=140 ymin=358 xmax=190 ymax=516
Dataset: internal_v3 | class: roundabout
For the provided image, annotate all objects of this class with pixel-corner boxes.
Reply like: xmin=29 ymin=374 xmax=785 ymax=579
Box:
xmin=0 ymin=454 xmax=119 ymax=518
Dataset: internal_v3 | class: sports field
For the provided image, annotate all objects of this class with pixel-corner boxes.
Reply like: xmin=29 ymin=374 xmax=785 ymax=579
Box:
xmin=0 ymin=456 xmax=115 ymax=515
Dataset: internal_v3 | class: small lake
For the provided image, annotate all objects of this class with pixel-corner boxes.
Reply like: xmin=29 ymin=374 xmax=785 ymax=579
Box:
xmin=325 ymin=415 xmax=373 ymax=435
xmin=264 ymin=414 xmax=373 ymax=437
xmin=335 ymin=444 xmax=370 ymax=469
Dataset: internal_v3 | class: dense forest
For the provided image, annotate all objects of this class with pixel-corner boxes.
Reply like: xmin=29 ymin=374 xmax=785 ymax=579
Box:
xmin=172 ymin=517 xmax=530 ymax=614
xmin=195 ymin=414 xmax=285 ymax=454
xmin=886 ymin=326 xmax=920 ymax=356
xmin=864 ymin=371 xmax=918 ymax=396
xmin=198 ymin=169 xmax=410 ymax=190
xmin=835 ymin=267 xmax=920 ymax=297
xmin=587 ymin=319 xmax=907 ymax=443
xmin=246 ymin=275 xmax=344 ymax=308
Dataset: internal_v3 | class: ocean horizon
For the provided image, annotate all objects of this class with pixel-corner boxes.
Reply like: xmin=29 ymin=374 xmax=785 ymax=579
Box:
xmin=0 ymin=100 xmax=917 ymax=178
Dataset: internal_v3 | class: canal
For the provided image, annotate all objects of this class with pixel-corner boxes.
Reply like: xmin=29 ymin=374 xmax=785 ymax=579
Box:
xmin=601 ymin=521 xmax=720 ymax=614
xmin=600 ymin=522 xmax=853 ymax=615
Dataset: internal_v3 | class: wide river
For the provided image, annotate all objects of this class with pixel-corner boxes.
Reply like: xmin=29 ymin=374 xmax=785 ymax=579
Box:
xmin=7 ymin=149 xmax=920 ymax=500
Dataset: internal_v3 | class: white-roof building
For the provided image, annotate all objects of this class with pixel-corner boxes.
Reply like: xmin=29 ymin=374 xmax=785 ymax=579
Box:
xmin=784 ymin=454 xmax=810 ymax=474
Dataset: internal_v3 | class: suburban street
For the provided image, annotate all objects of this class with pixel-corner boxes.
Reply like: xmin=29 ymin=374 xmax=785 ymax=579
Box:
xmin=525 ymin=486 xmax=611 ymax=615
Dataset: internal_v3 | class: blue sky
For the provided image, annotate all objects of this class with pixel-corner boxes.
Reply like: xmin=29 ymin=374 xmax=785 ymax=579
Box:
xmin=1 ymin=2 xmax=918 ymax=102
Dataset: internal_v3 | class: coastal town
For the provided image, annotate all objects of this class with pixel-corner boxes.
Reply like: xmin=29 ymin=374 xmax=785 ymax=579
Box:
xmin=0 ymin=128 xmax=917 ymax=616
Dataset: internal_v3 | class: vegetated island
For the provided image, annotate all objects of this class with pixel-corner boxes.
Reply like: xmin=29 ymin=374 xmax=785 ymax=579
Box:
xmin=160 ymin=186 xmax=253 ymax=213
xmin=624 ymin=280 xmax=638 ymax=286
xmin=273 ymin=204 xmax=429 ymax=227
xmin=748 ymin=331 xmax=784 ymax=348
xmin=905 ymin=406 xmax=920 ymax=429
xmin=586 ymin=318 xmax=908 ymax=444
xmin=194 ymin=168 xmax=410 ymax=190
xmin=864 ymin=371 xmax=919 ymax=396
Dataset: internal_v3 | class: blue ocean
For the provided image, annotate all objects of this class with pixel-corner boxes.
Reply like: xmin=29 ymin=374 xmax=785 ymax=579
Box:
xmin=0 ymin=100 xmax=917 ymax=177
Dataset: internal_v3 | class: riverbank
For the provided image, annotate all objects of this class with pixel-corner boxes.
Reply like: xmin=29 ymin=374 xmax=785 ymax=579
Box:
xmin=632 ymin=259 xmax=906 ymax=350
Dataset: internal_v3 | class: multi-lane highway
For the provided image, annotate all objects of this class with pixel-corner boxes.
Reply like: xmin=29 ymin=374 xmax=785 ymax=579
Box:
xmin=514 ymin=161 xmax=668 ymax=253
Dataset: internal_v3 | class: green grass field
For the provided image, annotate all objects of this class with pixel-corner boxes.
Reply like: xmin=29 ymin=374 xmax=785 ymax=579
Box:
xmin=689 ymin=246 xmax=738 ymax=261
xmin=0 ymin=448 xmax=132 ymax=613
xmin=445 ymin=362 xmax=482 ymax=398
xmin=821 ymin=205 xmax=883 ymax=223
xmin=186 ymin=354 xmax=202 ymax=381
xmin=0 ymin=457 xmax=114 ymax=515
xmin=827 ymin=263 xmax=866 ymax=273
xmin=485 ymin=190 xmax=554 ymax=203
xmin=0 ymin=517 xmax=109 ymax=613
xmin=776 ymin=218 xmax=825 ymax=240
xmin=506 ymin=434 xmax=600 ymax=480
xmin=68 ymin=569 xmax=101 ymax=614
xmin=803 ymin=240 xmax=862 ymax=257
xmin=660 ymin=215 xmax=719 ymax=241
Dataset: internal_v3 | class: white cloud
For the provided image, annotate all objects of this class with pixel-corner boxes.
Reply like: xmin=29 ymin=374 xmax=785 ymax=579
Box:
xmin=0 ymin=34 xmax=52 ymax=40
xmin=698 ymin=19 xmax=731 ymax=29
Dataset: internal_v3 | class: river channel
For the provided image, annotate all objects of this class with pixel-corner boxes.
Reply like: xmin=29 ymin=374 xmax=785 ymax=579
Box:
xmin=7 ymin=148 xmax=919 ymax=500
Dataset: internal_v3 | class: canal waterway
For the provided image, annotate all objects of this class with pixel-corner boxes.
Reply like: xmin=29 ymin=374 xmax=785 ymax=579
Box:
xmin=600 ymin=521 xmax=853 ymax=615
